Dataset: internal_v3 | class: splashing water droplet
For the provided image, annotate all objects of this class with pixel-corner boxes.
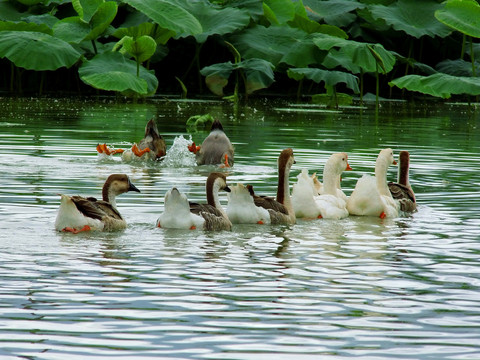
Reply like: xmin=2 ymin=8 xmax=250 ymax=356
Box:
xmin=162 ymin=135 xmax=197 ymax=168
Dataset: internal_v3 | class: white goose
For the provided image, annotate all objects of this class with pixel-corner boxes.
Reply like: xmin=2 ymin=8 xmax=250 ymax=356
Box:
xmin=156 ymin=172 xmax=232 ymax=231
xmin=226 ymin=183 xmax=271 ymax=224
xmin=55 ymin=174 xmax=140 ymax=233
xmin=249 ymin=148 xmax=296 ymax=225
xmin=291 ymin=169 xmax=322 ymax=218
xmin=316 ymin=152 xmax=352 ymax=219
xmin=388 ymin=150 xmax=416 ymax=212
xmin=346 ymin=148 xmax=399 ymax=218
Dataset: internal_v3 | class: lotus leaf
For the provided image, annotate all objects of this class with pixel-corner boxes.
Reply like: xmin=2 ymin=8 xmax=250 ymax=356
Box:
xmin=0 ymin=30 xmax=81 ymax=70
xmin=389 ymin=73 xmax=480 ymax=98
xmin=435 ymin=0 xmax=480 ymax=38
xmin=436 ymin=59 xmax=480 ymax=77
xmin=313 ymin=34 xmax=396 ymax=74
xmin=303 ymin=0 xmax=365 ymax=27
xmin=73 ymin=0 xmax=104 ymax=22
xmin=230 ymin=25 xmax=325 ymax=67
xmin=113 ymin=23 xmax=175 ymax=45
xmin=84 ymin=1 xmax=117 ymax=41
xmin=15 ymin=0 xmax=44 ymax=6
xmin=263 ymin=0 xmax=295 ymax=25
xmin=287 ymin=68 xmax=359 ymax=94
xmin=0 ymin=20 xmax=52 ymax=34
xmin=115 ymin=35 xmax=157 ymax=63
xmin=200 ymin=58 xmax=274 ymax=96
xmin=0 ymin=0 xmax=24 ymax=21
xmin=122 ymin=0 xmax=202 ymax=37
xmin=368 ymin=0 xmax=451 ymax=38
xmin=53 ymin=17 xmax=91 ymax=43
xmin=79 ymin=52 xmax=158 ymax=95
xmin=177 ymin=0 xmax=250 ymax=43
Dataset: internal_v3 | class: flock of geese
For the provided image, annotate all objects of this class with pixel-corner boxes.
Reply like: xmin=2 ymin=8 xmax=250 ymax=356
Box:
xmin=55 ymin=119 xmax=416 ymax=233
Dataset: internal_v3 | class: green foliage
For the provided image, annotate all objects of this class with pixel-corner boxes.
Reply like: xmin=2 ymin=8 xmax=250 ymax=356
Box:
xmin=200 ymin=58 xmax=274 ymax=96
xmin=79 ymin=51 xmax=158 ymax=95
xmin=186 ymin=113 xmax=214 ymax=130
xmin=287 ymin=68 xmax=359 ymax=93
xmin=0 ymin=29 xmax=82 ymax=70
xmin=435 ymin=0 xmax=480 ymax=38
xmin=0 ymin=0 xmax=479 ymax=100
xmin=368 ymin=0 xmax=451 ymax=38
xmin=389 ymin=73 xmax=480 ymax=98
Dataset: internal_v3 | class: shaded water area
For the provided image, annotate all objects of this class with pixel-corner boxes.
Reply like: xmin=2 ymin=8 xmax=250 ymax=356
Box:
xmin=1 ymin=97 xmax=479 ymax=359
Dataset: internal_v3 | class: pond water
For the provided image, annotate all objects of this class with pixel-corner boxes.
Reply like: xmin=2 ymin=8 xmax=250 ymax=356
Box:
xmin=1 ymin=97 xmax=479 ymax=359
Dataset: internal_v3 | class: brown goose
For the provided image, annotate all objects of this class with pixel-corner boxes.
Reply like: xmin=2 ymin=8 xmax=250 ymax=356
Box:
xmin=388 ymin=150 xmax=416 ymax=212
xmin=249 ymin=148 xmax=296 ymax=225
xmin=189 ymin=119 xmax=234 ymax=167
xmin=55 ymin=174 xmax=140 ymax=233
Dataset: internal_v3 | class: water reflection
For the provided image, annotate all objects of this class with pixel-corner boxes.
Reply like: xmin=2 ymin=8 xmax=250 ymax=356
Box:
xmin=0 ymin=98 xmax=480 ymax=359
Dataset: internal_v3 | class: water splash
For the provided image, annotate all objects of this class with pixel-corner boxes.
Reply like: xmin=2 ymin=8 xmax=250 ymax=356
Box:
xmin=162 ymin=135 xmax=197 ymax=168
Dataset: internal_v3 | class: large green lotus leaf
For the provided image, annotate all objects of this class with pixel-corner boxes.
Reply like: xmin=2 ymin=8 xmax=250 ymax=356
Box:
xmin=389 ymin=73 xmax=480 ymax=98
xmin=177 ymin=0 xmax=250 ymax=43
xmin=84 ymin=1 xmax=117 ymax=40
xmin=113 ymin=23 xmax=175 ymax=45
xmin=0 ymin=20 xmax=52 ymax=34
xmin=200 ymin=62 xmax=233 ymax=96
xmin=72 ymin=0 xmax=104 ymax=22
xmin=0 ymin=0 xmax=24 ymax=21
xmin=53 ymin=16 xmax=91 ymax=43
xmin=231 ymin=24 xmax=322 ymax=67
xmin=263 ymin=0 xmax=295 ymax=25
xmin=0 ymin=30 xmax=81 ymax=70
xmin=287 ymin=68 xmax=359 ymax=93
xmin=238 ymin=58 xmax=275 ymax=94
xmin=322 ymin=48 xmax=362 ymax=74
xmin=22 ymin=14 xmax=60 ymax=29
xmin=368 ymin=0 xmax=451 ymax=38
xmin=122 ymin=0 xmax=202 ymax=36
xmin=303 ymin=0 xmax=366 ymax=26
xmin=79 ymin=52 xmax=158 ymax=95
xmin=435 ymin=0 xmax=480 ymax=38
xmin=226 ymin=0 xmax=264 ymax=21
xmin=436 ymin=59 xmax=480 ymax=77
xmin=313 ymin=34 xmax=396 ymax=74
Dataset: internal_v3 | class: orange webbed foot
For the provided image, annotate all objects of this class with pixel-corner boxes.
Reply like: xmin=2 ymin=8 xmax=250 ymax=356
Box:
xmin=379 ymin=212 xmax=387 ymax=219
xmin=190 ymin=225 xmax=196 ymax=230
xmin=97 ymin=143 xmax=124 ymax=155
xmin=317 ymin=215 xmax=323 ymax=219
xmin=62 ymin=225 xmax=91 ymax=234
xmin=131 ymin=143 xmax=151 ymax=157
xmin=257 ymin=220 xmax=264 ymax=225
xmin=219 ymin=154 xmax=231 ymax=168
xmin=188 ymin=142 xmax=200 ymax=154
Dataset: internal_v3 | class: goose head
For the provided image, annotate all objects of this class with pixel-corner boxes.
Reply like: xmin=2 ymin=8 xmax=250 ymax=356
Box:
xmin=329 ymin=152 xmax=353 ymax=174
xmin=278 ymin=148 xmax=295 ymax=172
xmin=102 ymin=174 xmax=140 ymax=204
xmin=164 ymin=187 xmax=191 ymax=215
xmin=378 ymin=148 xmax=397 ymax=167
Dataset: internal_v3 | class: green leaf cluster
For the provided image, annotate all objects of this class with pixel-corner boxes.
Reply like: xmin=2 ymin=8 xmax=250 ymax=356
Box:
xmin=0 ymin=0 xmax=479 ymax=100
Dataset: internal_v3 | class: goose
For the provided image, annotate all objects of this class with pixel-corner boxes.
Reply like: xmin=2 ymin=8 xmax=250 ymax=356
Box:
xmin=226 ymin=183 xmax=271 ymax=224
xmin=249 ymin=148 xmax=296 ymax=225
xmin=122 ymin=119 xmax=166 ymax=161
xmin=188 ymin=119 xmax=234 ymax=167
xmin=55 ymin=174 xmax=140 ymax=233
xmin=346 ymin=148 xmax=399 ymax=218
xmin=388 ymin=150 xmax=416 ymax=212
xmin=315 ymin=152 xmax=352 ymax=219
xmin=157 ymin=172 xmax=232 ymax=231
xmin=291 ymin=169 xmax=322 ymax=218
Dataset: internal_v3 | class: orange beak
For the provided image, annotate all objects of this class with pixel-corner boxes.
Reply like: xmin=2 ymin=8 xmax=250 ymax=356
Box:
xmin=346 ymin=162 xmax=353 ymax=171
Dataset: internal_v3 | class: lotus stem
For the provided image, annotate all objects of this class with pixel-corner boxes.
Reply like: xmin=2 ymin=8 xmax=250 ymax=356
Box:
xmin=470 ymin=36 xmax=476 ymax=77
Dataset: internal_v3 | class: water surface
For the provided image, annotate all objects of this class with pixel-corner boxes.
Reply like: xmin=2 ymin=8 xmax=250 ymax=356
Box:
xmin=0 ymin=97 xmax=479 ymax=359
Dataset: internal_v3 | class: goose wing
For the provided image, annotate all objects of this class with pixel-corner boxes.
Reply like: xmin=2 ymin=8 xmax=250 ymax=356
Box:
xmin=253 ymin=195 xmax=289 ymax=215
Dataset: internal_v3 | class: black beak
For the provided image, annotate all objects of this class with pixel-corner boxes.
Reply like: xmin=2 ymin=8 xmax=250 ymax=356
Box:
xmin=128 ymin=181 xmax=141 ymax=193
